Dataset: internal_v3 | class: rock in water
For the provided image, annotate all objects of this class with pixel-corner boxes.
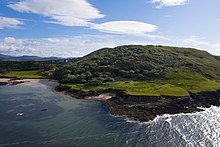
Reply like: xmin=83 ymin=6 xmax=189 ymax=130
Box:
xmin=41 ymin=109 xmax=48 ymax=112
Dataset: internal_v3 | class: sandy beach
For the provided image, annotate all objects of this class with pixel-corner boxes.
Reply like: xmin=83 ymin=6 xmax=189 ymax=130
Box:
xmin=0 ymin=78 xmax=59 ymax=86
xmin=85 ymin=93 xmax=115 ymax=101
xmin=0 ymin=78 xmax=41 ymax=83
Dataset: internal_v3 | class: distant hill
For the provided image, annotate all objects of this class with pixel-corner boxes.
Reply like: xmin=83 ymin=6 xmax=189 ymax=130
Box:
xmin=0 ymin=54 xmax=12 ymax=60
xmin=51 ymin=45 xmax=220 ymax=83
xmin=0 ymin=54 xmax=62 ymax=61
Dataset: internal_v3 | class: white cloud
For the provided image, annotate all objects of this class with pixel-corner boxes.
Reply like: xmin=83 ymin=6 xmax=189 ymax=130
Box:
xmin=1 ymin=35 xmax=220 ymax=57
xmin=0 ymin=36 xmax=140 ymax=57
xmin=91 ymin=21 xmax=157 ymax=35
xmin=217 ymin=19 xmax=220 ymax=21
xmin=0 ymin=34 xmax=171 ymax=57
xmin=7 ymin=0 xmax=161 ymax=37
xmin=8 ymin=0 xmax=104 ymax=27
xmin=91 ymin=21 xmax=167 ymax=41
xmin=152 ymin=0 xmax=189 ymax=7
xmin=0 ymin=37 xmax=36 ymax=54
xmin=182 ymin=36 xmax=220 ymax=55
xmin=0 ymin=17 xmax=23 ymax=29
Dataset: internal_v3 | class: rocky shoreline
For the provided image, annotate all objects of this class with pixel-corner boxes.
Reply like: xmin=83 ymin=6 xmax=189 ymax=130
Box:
xmin=2 ymin=81 xmax=220 ymax=122
xmin=55 ymin=85 xmax=220 ymax=122
xmin=0 ymin=78 xmax=45 ymax=86
xmin=0 ymin=78 xmax=25 ymax=85
xmin=106 ymin=91 xmax=220 ymax=122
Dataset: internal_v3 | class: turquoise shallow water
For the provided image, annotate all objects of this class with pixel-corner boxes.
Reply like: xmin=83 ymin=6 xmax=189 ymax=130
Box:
xmin=0 ymin=80 xmax=220 ymax=147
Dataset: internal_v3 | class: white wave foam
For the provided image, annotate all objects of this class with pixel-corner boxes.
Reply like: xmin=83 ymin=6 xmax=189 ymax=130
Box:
xmin=123 ymin=106 xmax=220 ymax=146
xmin=152 ymin=106 xmax=220 ymax=147
xmin=0 ymin=141 xmax=30 ymax=146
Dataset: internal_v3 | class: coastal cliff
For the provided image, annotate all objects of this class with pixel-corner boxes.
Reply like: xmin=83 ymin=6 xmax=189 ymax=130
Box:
xmin=55 ymin=85 xmax=220 ymax=122
xmin=106 ymin=90 xmax=220 ymax=122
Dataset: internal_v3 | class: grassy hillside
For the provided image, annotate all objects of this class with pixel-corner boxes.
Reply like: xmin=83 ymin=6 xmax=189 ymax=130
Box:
xmin=50 ymin=45 xmax=220 ymax=96
xmin=64 ymin=70 xmax=220 ymax=96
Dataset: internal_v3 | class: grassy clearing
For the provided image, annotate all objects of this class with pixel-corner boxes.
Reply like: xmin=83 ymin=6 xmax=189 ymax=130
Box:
xmin=165 ymin=70 xmax=220 ymax=93
xmin=65 ymin=82 xmax=189 ymax=96
xmin=5 ymin=70 xmax=43 ymax=79
xmin=107 ymin=81 xmax=188 ymax=96
xmin=64 ymin=70 xmax=220 ymax=97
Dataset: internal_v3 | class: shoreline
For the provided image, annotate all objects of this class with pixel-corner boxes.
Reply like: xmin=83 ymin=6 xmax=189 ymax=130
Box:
xmin=0 ymin=78 xmax=42 ymax=85
xmin=2 ymin=79 xmax=220 ymax=122
xmin=55 ymin=85 xmax=220 ymax=122
xmin=0 ymin=78 xmax=58 ymax=87
xmin=109 ymin=90 xmax=220 ymax=122
xmin=85 ymin=93 xmax=115 ymax=101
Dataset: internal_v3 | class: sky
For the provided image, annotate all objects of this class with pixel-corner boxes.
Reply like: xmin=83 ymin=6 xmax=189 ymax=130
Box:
xmin=0 ymin=0 xmax=220 ymax=57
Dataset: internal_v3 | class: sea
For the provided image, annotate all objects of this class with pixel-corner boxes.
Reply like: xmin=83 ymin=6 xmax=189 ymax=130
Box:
xmin=0 ymin=80 xmax=220 ymax=147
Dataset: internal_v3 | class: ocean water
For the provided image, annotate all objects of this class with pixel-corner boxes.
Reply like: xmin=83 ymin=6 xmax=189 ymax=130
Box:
xmin=0 ymin=80 xmax=220 ymax=147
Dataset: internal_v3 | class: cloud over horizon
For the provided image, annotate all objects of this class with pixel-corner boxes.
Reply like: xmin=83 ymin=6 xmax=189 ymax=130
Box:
xmin=182 ymin=36 xmax=220 ymax=55
xmin=1 ymin=35 xmax=220 ymax=58
xmin=0 ymin=36 xmax=137 ymax=57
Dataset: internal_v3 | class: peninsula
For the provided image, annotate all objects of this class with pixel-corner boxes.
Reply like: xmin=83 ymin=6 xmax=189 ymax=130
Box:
xmin=1 ymin=45 xmax=220 ymax=122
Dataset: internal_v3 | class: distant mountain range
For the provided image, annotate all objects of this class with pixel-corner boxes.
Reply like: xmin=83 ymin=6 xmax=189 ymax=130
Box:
xmin=0 ymin=53 xmax=62 ymax=61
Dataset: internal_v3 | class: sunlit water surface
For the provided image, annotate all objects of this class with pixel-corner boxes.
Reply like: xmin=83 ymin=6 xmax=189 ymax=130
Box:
xmin=0 ymin=80 xmax=220 ymax=147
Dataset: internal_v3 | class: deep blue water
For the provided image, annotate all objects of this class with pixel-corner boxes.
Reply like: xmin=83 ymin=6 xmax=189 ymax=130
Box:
xmin=0 ymin=80 xmax=220 ymax=147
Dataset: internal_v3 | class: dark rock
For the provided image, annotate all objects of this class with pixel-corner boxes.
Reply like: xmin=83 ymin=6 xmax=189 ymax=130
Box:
xmin=55 ymin=85 xmax=101 ymax=99
xmin=106 ymin=90 xmax=220 ymax=122
xmin=10 ymin=81 xmax=24 ymax=85
xmin=41 ymin=109 xmax=48 ymax=112
xmin=0 ymin=82 xmax=8 ymax=86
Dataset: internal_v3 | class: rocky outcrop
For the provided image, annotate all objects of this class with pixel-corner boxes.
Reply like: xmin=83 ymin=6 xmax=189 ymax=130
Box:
xmin=55 ymin=85 xmax=220 ymax=122
xmin=55 ymin=85 xmax=101 ymax=98
xmin=0 ymin=82 xmax=8 ymax=86
xmin=106 ymin=90 xmax=220 ymax=122
xmin=0 ymin=78 xmax=25 ymax=86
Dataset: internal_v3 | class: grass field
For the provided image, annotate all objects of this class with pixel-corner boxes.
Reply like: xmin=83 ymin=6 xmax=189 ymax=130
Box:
xmin=5 ymin=70 xmax=43 ymax=79
xmin=64 ymin=71 xmax=220 ymax=97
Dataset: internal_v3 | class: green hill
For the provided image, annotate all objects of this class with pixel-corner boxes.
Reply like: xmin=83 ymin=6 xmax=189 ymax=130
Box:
xmin=50 ymin=45 xmax=220 ymax=96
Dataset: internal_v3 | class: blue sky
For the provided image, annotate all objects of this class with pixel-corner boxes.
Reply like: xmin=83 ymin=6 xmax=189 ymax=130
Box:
xmin=0 ymin=0 xmax=220 ymax=57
